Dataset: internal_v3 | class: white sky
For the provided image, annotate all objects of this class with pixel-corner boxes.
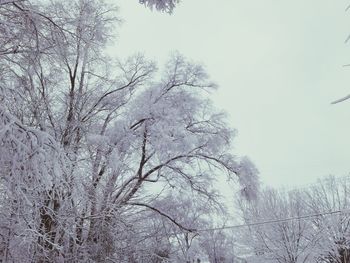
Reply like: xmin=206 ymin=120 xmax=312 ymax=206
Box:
xmin=111 ymin=0 xmax=350 ymax=189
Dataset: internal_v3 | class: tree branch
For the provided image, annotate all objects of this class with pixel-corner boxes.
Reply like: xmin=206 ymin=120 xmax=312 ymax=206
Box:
xmin=127 ymin=202 xmax=196 ymax=233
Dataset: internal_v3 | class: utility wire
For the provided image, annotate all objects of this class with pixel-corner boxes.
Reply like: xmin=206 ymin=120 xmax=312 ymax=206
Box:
xmin=168 ymin=176 xmax=350 ymax=234
xmin=194 ymin=209 xmax=350 ymax=232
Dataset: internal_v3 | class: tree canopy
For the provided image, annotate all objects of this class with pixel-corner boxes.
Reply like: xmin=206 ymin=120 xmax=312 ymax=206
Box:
xmin=0 ymin=0 xmax=258 ymax=262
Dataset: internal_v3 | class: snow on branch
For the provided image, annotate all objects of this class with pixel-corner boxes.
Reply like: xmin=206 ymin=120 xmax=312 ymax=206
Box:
xmin=139 ymin=0 xmax=180 ymax=13
xmin=0 ymin=107 xmax=67 ymax=190
xmin=331 ymin=94 xmax=350 ymax=104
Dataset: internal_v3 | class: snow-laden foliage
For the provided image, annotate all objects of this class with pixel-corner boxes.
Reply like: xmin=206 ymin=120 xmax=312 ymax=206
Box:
xmin=0 ymin=107 xmax=70 ymax=262
xmin=0 ymin=107 xmax=64 ymax=189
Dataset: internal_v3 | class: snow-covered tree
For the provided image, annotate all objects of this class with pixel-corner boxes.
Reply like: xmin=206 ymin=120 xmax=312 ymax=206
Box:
xmin=238 ymin=188 xmax=317 ymax=263
xmin=304 ymin=176 xmax=350 ymax=263
xmin=199 ymin=229 xmax=238 ymax=263
xmin=0 ymin=0 xmax=258 ymax=262
xmin=237 ymin=176 xmax=350 ymax=263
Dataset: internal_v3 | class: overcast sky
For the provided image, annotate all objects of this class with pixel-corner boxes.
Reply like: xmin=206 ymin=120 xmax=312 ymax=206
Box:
xmin=112 ymin=0 xmax=350 ymax=189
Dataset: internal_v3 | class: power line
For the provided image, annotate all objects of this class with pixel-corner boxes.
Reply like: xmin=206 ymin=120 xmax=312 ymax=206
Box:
xmin=196 ymin=175 xmax=350 ymax=233
xmin=168 ymin=176 xmax=350 ymax=234
xmin=195 ymin=209 xmax=350 ymax=232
